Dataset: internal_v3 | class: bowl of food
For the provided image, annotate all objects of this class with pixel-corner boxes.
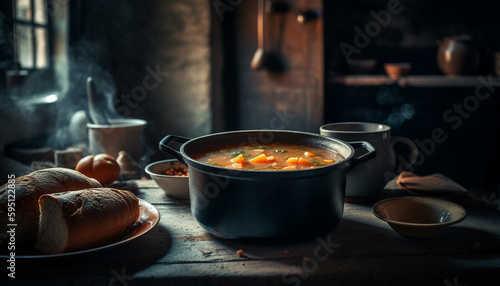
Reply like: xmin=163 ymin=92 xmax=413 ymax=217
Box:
xmin=158 ymin=130 xmax=376 ymax=242
xmin=383 ymin=63 xmax=412 ymax=79
xmin=372 ymin=196 xmax=466 ymax=239
xmin=145 ymin=159 xmax=189 ymax=199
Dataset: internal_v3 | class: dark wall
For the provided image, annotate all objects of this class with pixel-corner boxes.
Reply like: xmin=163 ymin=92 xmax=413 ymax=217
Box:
xmin=324 ymin=0 xmax=500 ymax=190
xmin=212 ymin=0 xmax=325 ymax=133
xmin=325 ymin=0 xmax=500 ymax=75
xmin=0 ymin=1 xmax=14 ymax=97
xmin=70 ymin=0 xmax=212 ymax=161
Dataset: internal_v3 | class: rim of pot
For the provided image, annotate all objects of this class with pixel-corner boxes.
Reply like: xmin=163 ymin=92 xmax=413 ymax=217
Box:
xmin=320 ymin=122 xmax=390 ymax=134
xmin=178 ymin=130 xmax=355 ymax=179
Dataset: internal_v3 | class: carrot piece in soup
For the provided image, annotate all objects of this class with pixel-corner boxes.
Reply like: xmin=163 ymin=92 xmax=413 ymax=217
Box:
xmin=286 ymin=157 xmax=298 ymax=164
xmin=298 ymin=157 xmax=311 ymax=165
xmin=232 ymin=154 xmax=245 ymax=163
xmin=282 ymin=165 xmax=297 ymax=170
xmin=249 ymin=153 xmax=268 ymax=163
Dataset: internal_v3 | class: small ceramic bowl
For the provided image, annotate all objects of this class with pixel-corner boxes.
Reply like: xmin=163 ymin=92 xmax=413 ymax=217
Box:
xmin=145 ymin=159 xmax=189 ymax=199
xmin=383 ymin=63 xmax=412 ymax=79
xmin=372 ymin=197 xmax=466 ymax=239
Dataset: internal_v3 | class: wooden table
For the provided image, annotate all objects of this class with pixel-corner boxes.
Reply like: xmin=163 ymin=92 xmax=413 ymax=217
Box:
xmin=5 ymin=179 xmax=500 ymax=286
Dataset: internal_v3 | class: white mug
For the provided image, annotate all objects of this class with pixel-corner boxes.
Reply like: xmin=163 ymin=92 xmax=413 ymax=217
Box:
xmin=320 ymin=122 xmax=418 ymax=198
xmin=87 ymin=119 xmax=147 ymax=162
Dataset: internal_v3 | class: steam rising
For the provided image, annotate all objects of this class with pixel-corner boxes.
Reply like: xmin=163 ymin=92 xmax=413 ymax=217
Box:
xmin=46 ymin=40 xmax=122 ymax=148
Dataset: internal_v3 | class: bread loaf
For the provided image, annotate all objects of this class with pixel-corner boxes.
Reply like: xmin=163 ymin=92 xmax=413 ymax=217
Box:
xmin=0 ymin=168 xmax=102 ymax=243
xmin=35 ymin=188 xmax=140 ymax=254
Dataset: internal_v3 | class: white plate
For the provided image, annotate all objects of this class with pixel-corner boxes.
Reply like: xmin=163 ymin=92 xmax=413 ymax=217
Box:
xmin=0 ymin=199 xmax=160 ymax=259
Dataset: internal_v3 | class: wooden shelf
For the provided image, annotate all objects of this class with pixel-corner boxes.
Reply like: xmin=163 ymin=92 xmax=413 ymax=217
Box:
xmin=330 ymin=75 xmax=500 ymax=88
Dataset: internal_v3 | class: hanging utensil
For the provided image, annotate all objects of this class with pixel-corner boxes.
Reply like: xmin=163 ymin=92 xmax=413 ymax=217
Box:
xmin=250 ymin=0 xmax=265 ymax=70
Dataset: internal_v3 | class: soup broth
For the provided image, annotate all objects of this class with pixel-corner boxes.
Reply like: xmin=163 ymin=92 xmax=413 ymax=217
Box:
xmin=193 ymin=143 xmax=344 ymax=171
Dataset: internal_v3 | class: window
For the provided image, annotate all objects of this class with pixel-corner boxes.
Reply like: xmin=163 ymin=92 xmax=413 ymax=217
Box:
xmin=12 ymin=0 xmax=51 ymax=69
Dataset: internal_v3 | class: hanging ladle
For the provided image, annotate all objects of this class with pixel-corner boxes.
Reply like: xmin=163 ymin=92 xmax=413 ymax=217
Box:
xmin=86 ymin=77 xmax=110 ymax=125
xmin=250 ymin=0 xmax=265 ymax=70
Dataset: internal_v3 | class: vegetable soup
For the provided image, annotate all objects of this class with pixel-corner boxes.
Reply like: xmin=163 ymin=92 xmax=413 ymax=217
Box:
xmin=194 ymin=143 xmax=344 ymax=170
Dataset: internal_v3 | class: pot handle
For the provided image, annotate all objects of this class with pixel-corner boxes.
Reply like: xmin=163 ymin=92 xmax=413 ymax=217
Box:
xmin=347 ymin=141 xmax=376 ymax=170
xmin=159 ymin=135 xmax=191 ymax=165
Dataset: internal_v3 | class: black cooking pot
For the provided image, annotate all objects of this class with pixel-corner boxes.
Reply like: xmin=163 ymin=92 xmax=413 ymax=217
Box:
xmin=159 ymin=130 xmax=375 ymax=242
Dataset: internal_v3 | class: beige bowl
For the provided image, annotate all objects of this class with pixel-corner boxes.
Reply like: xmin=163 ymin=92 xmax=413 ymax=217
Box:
xmin=372 ymin=197 xmax=466 ymax=239
xmin=145 ymin=159 xmax=189 ymax=199
xmin=383 ymin=63 xmax=411 ymax=79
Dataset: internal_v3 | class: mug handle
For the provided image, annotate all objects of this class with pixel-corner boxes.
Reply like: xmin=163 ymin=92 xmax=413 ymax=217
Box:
xmin=390 ymin=136 xmax=419 ymax=168
xmin=347 ymin=141 xmax=377 ymax=170
xmin=159 ymin=135 xmax=191 ymax=166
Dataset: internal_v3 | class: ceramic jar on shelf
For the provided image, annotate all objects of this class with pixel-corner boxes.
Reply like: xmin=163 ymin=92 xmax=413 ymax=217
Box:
xmin=437 ymin=35 xmax=479 ymax=76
